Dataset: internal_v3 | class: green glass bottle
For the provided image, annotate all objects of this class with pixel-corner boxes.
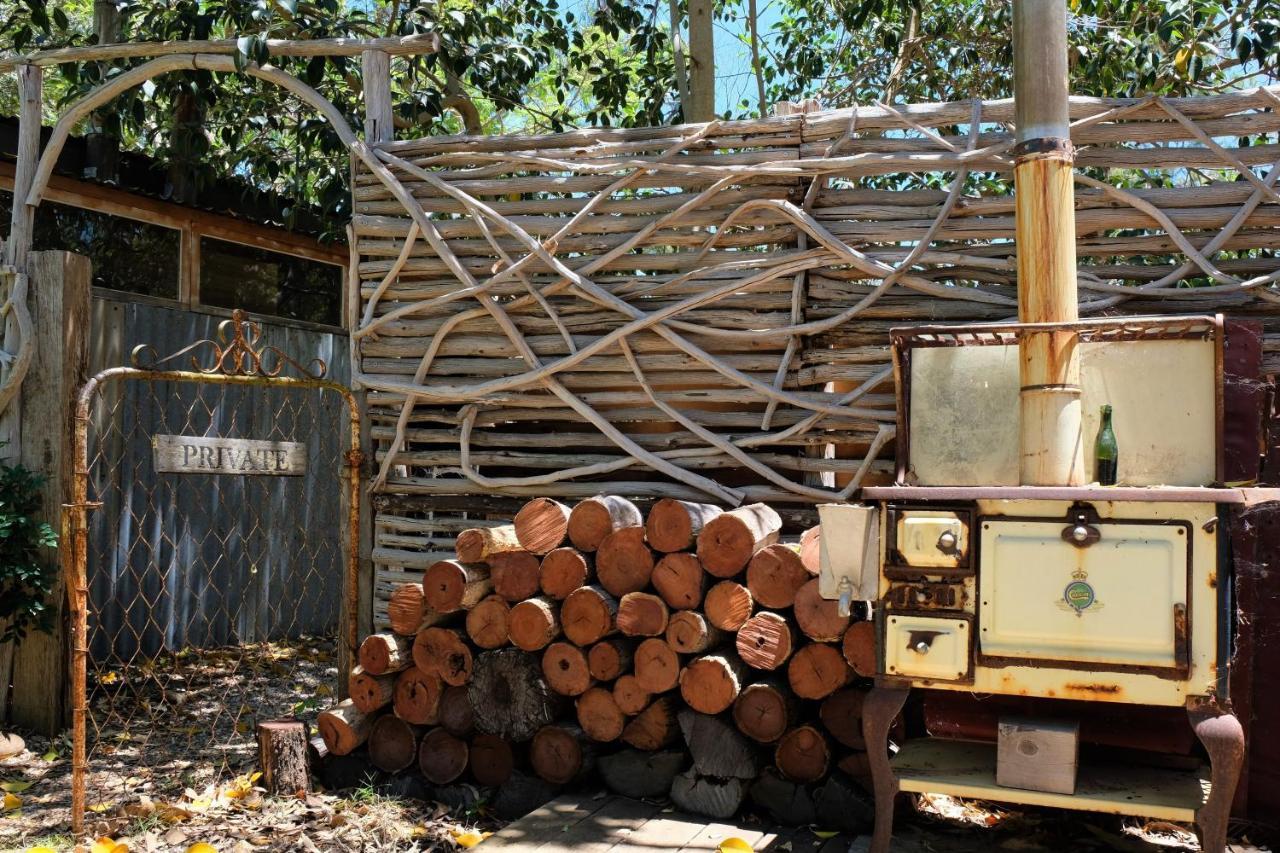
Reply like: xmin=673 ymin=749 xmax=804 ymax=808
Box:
xmin=1095 ymin=404 xmax=1118 ymax=486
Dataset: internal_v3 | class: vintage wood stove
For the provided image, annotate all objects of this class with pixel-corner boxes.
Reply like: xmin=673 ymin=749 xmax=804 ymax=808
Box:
xmin=816 ymin=3 xmax=1255 ymax=852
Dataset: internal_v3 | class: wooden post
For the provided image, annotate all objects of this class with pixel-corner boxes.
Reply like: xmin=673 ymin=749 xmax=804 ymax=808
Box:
xmin=361 ymin=50 xmax=393 ymax=144
xmin=686 ymin=0 xmax=716 ymax=122
xmin=1013 ymin=0 xmax=1084 ymax=486
xmin=3 ymin=251 xmax=90 ymax=733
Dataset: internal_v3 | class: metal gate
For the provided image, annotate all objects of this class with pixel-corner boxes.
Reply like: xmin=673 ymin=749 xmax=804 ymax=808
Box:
xmin=65 ymin=311 xmax=361 ymax=834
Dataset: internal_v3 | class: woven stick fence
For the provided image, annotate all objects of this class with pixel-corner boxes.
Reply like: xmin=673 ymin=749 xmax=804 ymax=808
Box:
xmin=348 ymin=89 xmax=1280 ymax=624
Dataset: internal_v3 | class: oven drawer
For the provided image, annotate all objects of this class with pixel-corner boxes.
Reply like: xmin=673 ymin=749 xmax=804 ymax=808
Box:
xmin=889 ymin=509 xmax=970 ymax=571
xmin=884 ymin=614 xmax=972 ymax=681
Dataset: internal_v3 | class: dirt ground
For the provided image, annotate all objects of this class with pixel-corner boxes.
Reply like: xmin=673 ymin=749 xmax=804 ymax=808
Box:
xmin=0 ymin=637 xmax=1273 ymax=853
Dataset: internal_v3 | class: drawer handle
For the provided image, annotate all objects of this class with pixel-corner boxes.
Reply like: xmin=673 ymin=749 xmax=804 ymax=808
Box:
xmin=936 ymin=530 xmax=959 ymax=554
xmin=907 ymin=630 xmax=943 ymax=655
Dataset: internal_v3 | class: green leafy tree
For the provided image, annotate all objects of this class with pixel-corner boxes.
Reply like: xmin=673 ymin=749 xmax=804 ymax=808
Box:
xmin=0 ymin=461 xmax=58 ymax=645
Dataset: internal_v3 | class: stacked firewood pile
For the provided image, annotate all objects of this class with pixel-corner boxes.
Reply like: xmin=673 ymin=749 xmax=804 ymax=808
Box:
xmin=317 ymin=496 xmax=877 ymax=826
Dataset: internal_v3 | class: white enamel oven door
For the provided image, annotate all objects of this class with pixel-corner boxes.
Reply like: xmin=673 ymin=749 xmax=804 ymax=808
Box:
xmin=977 ymin=518 xmax=1191 ymax=673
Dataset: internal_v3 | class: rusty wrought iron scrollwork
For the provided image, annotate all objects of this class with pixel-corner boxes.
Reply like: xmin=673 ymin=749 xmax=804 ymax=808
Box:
xmin=130 ymin=308 xmax=327 ymax=379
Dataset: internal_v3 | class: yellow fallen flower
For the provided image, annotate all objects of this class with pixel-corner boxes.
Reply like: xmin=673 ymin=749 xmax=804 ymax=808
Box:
xmin=451 ymin=829 xmax=492 ymax=848
xmin=718 ymin=838 xmax=754 ymax=853
xmin=3 ymin=792 xmax=21 ymax=811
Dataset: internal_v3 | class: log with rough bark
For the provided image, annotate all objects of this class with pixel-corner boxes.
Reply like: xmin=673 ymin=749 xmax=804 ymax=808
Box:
xmin=746 ymin=544 xmax=813 ymax=609
xmin=599 ymin=749 xmax=685 ymax=799
xmin=257 ymin=719 xmax=310 ymax=796
xmin=697 ymin=503 xmax=782 ymax=577
xmin=466 ymin=594 xmax=511 ymax=649
xmin=576 ymin=686 xmax=626 ymax=742
xmin=841 ymin=621 xmax=877 ymax=678
xmin=542 ymin=641 xmax=593 ymax=696
xmin=587 ymin=637 xmax=635 ymax=681
xmin=704 ymin=581 xmax=754 ymax=631
xmin=775 ymin=725 xmax=830 ymax=783
xmin=413 ymin=627 xmax=474 ymax=686
xmin=456 ymin=523 xmax=522 ymax=563
xmin=539 ymin=547 xmax=593 ymax=599
xmin=819 ymin=688 xmax=867 ymax=749
xmin=561 ymin=584 xmax=618 ymax=645
xmin=393 ymin=666 xmax=443 ymax=725
xmin=369 ymin=715 xmax=423 ymax=774
xmin=680 ymin=652 xmax=748 ymax=714
xmin=646 ymin=498 xmax=723 ymax=553
xmin=793 ymin=579 xmax=850 ymax=642
xmin=650 ymin=552 xmax=707 ymax=610
xmin=735 ymin=611 xmax=796 ymax=671
xmin=438 ymin=684 xmax=474 ymax=738
xmin=509 ymin=596 xmax=562 ymax=651
xmin=621 ymin=696 xmax=679 ymax=750
xmin=749 ymin=767 xmax=816 ymax=827
xmin=665 ymin=610 xmax=726 ymax=654
xmin=733 ymin=679 xmax=797 ymax=744
xmin=469 ymin=648 xmax=561 ymax=741
xmin=358 ymin=632 xmax=413 ymax=675
xmin=422 ymin=559 xmax=492 ymax=613
xmin=530 ymin=723 xmax=596 ymax=784
xmin=567 ymin=495 xmax=643 ymax=551
xmin=678 ymin=708 xmax=761 ymax=779
xmin=514 ymin=498 xmax=572 ymax=554
xmin=787 ymin=643 xmax=852 ymax=700
xmin=616 ymin=591 xmax=670 ymax=637
xmin=388 ymin=582 xmax=444 ymax=636
xmin=317 ymin=699 xmax=373 ymax=756
xmin=634 ymin=638 xmax=681 ymax=694
xmin=470 ymin=732 xmax=516 ymax=786
xmin=418 ymin=727 xmax=469 ymax=784
xmin=612 ymin=674 xmax=652 ymax=715
xmin=490 ymin=550 xmax=543 ymax=602
xmin=596 ymin=527 xmax=656 ymax=596
xmin=670 ymin=770 xmax=747 ymax=819
xmin=349 ymin=666 xmax=396 ymax=714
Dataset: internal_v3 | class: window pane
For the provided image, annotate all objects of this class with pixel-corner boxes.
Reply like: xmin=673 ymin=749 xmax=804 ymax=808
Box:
xmin=0 ymin=190 xmax=180 ymax=298
xmin=200 ymin=237 xmax=341 ymax=326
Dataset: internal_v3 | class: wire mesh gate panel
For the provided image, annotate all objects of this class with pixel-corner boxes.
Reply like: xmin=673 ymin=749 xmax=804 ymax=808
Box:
xmin=65 ymin=312 xmax=361 ymax=833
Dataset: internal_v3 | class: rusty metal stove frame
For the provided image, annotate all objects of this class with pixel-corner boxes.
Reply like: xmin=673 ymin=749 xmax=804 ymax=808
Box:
xmin=63 ymin=310 xmax=363 ymax=835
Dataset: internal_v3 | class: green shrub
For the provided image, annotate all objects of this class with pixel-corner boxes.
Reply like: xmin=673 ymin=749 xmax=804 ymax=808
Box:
xmin=0 ymin=461 xmax=58 ymax=645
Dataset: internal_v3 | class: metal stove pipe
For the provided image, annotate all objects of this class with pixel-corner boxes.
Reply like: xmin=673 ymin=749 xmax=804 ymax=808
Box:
xmin=1013 ymin=0 xmax=1085 ymax=486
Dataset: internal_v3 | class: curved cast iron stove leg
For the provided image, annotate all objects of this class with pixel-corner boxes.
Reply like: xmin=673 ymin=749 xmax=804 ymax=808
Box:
xmin=863 ymin=686 xmax=910 ymax=853
xmin=1188 ymin=701 xmax=1244 ymax=853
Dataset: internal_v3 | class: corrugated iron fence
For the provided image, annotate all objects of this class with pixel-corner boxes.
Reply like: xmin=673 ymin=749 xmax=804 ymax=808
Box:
xmin=66 ymin=310 xmax=361 ymax=833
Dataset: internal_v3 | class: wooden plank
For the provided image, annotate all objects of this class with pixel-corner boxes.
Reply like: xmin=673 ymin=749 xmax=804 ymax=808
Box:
xmin=481 ymin=794 xmax=618 ymax=850
xmin=604 ymin=812 xmax=708 ymax=853
xmin=523 ymin=797 xmax=663 ymax=853
xmin=677 ymin=821 xmax=776 ymax=852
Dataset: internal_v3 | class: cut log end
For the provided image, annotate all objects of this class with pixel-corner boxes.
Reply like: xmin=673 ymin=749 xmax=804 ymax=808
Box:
xmin=387 ymin=583 xmax=427 ymax=637
xmin=651 ymin=552 xmax=707 ymax=610
xmin=576 ymin=686 xmax=626 ymax=743
xmin=439 ymin=684 xmax=475 ymax=738
xmin=469 ymin=648 xmax=561 ymax=742
xmin=418 ymin=727 xmax=469 ymax=784
xmin=733 ymin=681 xmax=795 ymax=744
xmin=568 ymin=495 xmax=642 ymax=552
xmin=787 ymin=643 xmax=853 ymax=700
xmin=704 ymin=581 xmax=754 ymax=632
xmin=697 ymin=503 xmax=782 ymax=577
xmin=317 ymin=699 xmax=372 ymax=756
xmin=620 ymin=696 xmax=678 ymax=750
xmin=393 ymin=667 xmax=443 ymax=725
xmin=539 ymin=547 xmax=593 ymax=600
xmin=530 ymin=724 xmax=590 ymax=784
xmin=587 ymin=637 xmax=634 ymax=682
xmin=746 ymin=544 xmax=811 ymax=609
xmin=542 ymin=641 xmax=593 ymax=697
xmin=775 ymin=725 xmax=830 ymax=783
xmin=596 ymin=527 xmax=656 ymax=597
xmin=616 ymin=591 xmax=670 ymax=637
xmin=470 ymin=732 xmax=516 ymax=786
xmin=369 ymin=715 xmax=422 ymax=774
xmin=665 ymin=610 xmax=724 ymax=655
xmin=680 ymin=654 xmax=746 ymax=715
xmin=466 ymin=594 xmax=511 ymax=650
xmin=634 ymin=638 xmax=681 ymax=694
xmin=349 ymin=666 xmax=396 ymax=714
xmin=456 ymin=523 xmax=522 ymax=564
xmin=413 ymin=627 xmax=474 ymax=686
xmin=794 ymin=578 xmax=850 ymax=642
xmin=514 ymin=498 xmax=572 ymax=555
xmin=646 ymin=498 xmax=723 ymax=553
xmin=612 ymin=674 xmax=652 ymax=715
xmin=842 ymin=621 xmax=877 ymax=678
xmin=509 ymin=597 xmax=562 ymax=651
xmin=358 ymin=632 xmax=413 ymax=676
xmin=422 ymin=559 xmax=491 ymax=614
xmin=735 ymin=611 xmax=795 ymax=671
xmin=561 ymin=584 xmax=618 ymax=646
xmin=490 ymin=550 xmax=543 ymax=603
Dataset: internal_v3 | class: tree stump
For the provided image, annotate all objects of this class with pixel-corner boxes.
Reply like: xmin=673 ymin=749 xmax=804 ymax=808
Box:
xmin=423 ymin=560 xmax=492 ymax=613
xmin=697 ymin=503 xmax=781 ymax=577
xmin=568 ymin=496 xmax=643 ymax=551
xmin=616 ymin=592 xmax=670 ymax=637
xmin=794 ymin=579 xmax=850 ymax=642
xmin=735 ymin=612 xmax=796 ymax=671
xmin=576 ymin=687 xmax=626 ymax=742
xmin=650 ymin=552 xmax=707 ymax=610
xmin=787 ymin=643 xmax=852 ymax=700
xmin=369 ymin=715 xmax=423 ymax=774
xmin=746 ymin=544 xmax=813 ymax=609
xmin=470 ymin=733 xmax=517 ymax=786
xmin=704 ymin=581 xmax=753 ymax=631
xmin=599 ymin=749 xmax=686 ymax=799
xmin=358 ymin=632 xmax=413 ymax=675
xmin=257 ymin=718 xmax=311 ymax=796
xmin=587 ymin=637 xmax=635 ymax=681
xmin=509 ymin=596 xmax=562 ymax=651
xmin=490 ymin=550 xmax=543 ymax=602
xmin=561 ymin=584 xmax=618 ymax=646
xmin=317 ymin=699 xmax=373 ymax=756
xmin=634 ymin=638 xmax=681 ymax=694
xmin=646 ymin=498 xmax=723 ymax=553
xmin=514 ymin=498 xmax=572 ymax=554
xmin=393 ymin=667 xmax=444 ymax=725
xmin=542 ymin=641 xmax=593 ymax=697
xmin=665 ymin=611 xmax=726 ymax=654
xmin=539 ymin=547 xmax=594 ymax=600
xmin=469 ymin=648 xmax=561 ymax=742
xmin=466 ymin=594 xmax=511 ymax=649
xmin=596 ymin=527 xmax=656 ymax=596
xmin=456 ymin=523 xmax=523 ymax=563
xmin=418 ymin=727 xmax=469 ymax=784
xmin=733 ymin=680 xmax=797 ymax=744
xmin=680 ymin=653 xmax=747 ymax=714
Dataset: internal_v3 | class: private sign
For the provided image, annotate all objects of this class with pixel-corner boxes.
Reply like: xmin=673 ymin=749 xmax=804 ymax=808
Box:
xmin=153 ymin=435 xmax=307 ymax=476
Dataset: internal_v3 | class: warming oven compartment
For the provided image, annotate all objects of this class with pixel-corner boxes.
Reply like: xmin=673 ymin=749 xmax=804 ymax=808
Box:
xmin=977 ymin=517 xmax=1190 ymax=672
